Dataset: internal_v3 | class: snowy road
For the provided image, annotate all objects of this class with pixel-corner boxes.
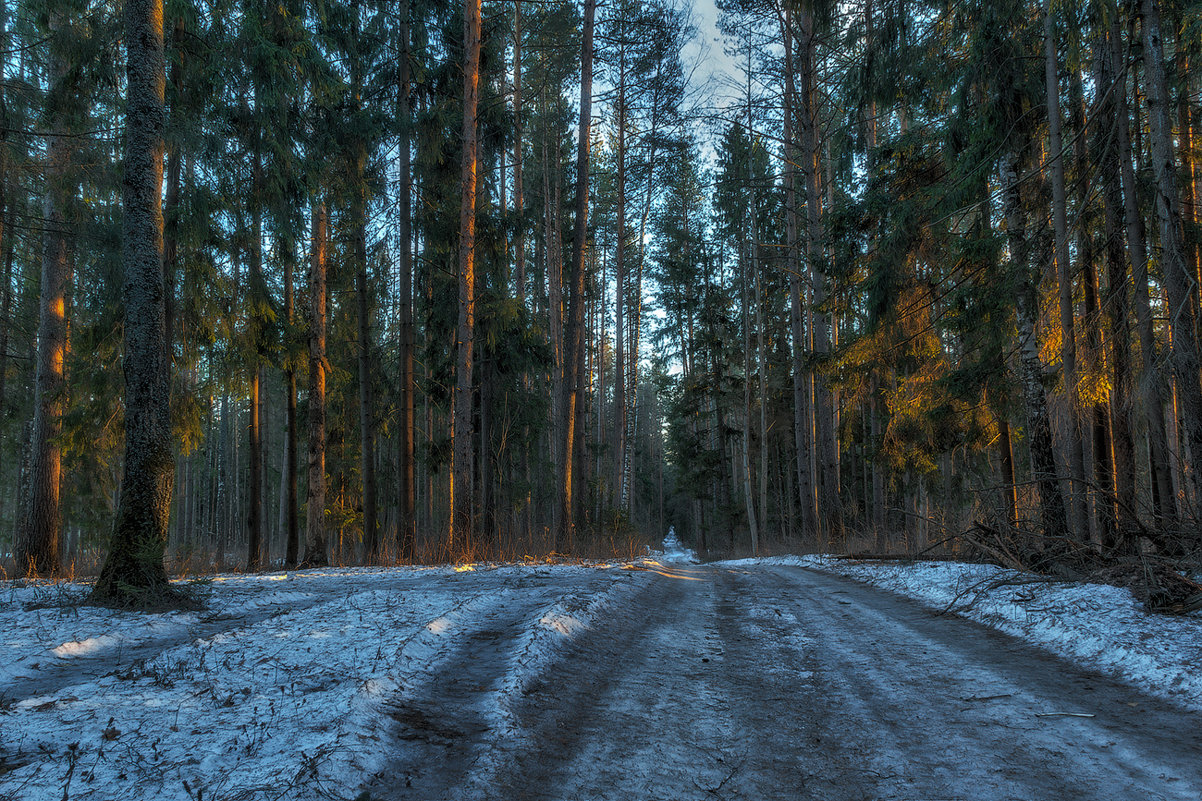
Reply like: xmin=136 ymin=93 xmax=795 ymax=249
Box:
xmin=365 ymin=563 xmax=1202 ymax=801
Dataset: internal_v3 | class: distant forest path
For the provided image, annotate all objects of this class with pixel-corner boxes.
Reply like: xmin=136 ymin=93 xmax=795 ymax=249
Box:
xmin=364 ymin=563 xmax=1202 ymax=801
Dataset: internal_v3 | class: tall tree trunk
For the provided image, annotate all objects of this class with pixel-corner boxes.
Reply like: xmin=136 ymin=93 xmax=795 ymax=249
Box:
xmin=558 ymin=0 xmax=596 ymax=551
xmin=1095 ymin=26 xmax=1137 ymax=549
xmin=799 ymin=10 xmax=840 ymax=541
xmin=1109 ymin=8 xmax=1175 ymax=526
xmin=754 ymin=234 xmax=767 ymax=556
xmin=92 ymin=0 xmax=173 ymax=602
xmin=512 ymin=0 xmax=530 ymax=541
xmin=453 ymin=0 xmax=481 ymax=551
xmin=0 ymin=0 xmax=9 ymax=421
xmin=613 ymin=54 xmax=628 ymax=514
xmin=783 ymin=13 xmax=816 ymax=541
xmin=1001 ymin=150 xmax=1068 ymax=540
xmin=1044 ymin=0 xmax=1089 ymax=540
xmin=545 ymin=97 xmax=565 ymax=532
xmin=301 ymin=203 xmax=328 ymax=568
xmin=355 ymin=170 xmax=377 ymax=561
xmin=19 ymin=11 xmax=72 ymax=577
xmin=0 ymin=181 xmax=11 ymax=421
xmin=163 ymin=14 xmax=184 ymax=366
xmin=740 ymin=147 xmax=759 ymax=553
xmin=1140 ymin=0 xmax=1202 ymax=526
xmin=246 ymin=133 xmax=264 ymax=571
xmin=283 ymin=242 xmax=299 ymax=567
xmin=397 ymin=0 xmax=416 ymax=561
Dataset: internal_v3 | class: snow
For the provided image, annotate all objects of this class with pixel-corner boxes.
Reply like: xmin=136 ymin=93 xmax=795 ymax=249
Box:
xmin=5 ymin=550 xmax=1198 ymax=800
xmin=0 ymin=561 xmax=652 ymax=801
xmin=654 ymin=527 xmax=698 ymax=564
xmin=720 ymin=554 xmax=1202 ymax=711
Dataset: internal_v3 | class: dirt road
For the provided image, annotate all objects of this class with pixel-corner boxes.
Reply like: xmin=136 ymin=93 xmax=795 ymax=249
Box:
xmin=364 ymin=563 xmax=1202 ymax=801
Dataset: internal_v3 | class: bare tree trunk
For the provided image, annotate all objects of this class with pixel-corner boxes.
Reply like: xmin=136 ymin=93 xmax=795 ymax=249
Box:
xmin=782 ymin=10 xmax=815 ymax=541
xmin=283 ymin=242 xmax=299 ymax=566
xmin=1140 ymin=0 xmax=1202 ymax=528
xmin=453 ymin=0 xmax=482 ymax=552
xmin=163 ymin=14 xmax=184 ymax=366
xmin=246 ymin=128 xmax=265 ymax=571
xmin=1045 ymin=0 xmax=1089 ymax=540
xmin=558 ymin=0 xmax=596 ymax=551
xmin=613 ymin=52 xmax=628 ymax=514
xmin=1094 ymin=28 xmax=1137 ymax=548
xmin=1001 ymin=150 xmax=1068 ymax=540
xmin=799 ymin=10 xmax=840 ymax=541
xmin=0 ymin=0 xmax=10 ymax=421
xmin=301 ymin=203 xmax=328 ymax=568
xmin=93 ymin=0 xmax=174 ymax=602
xmin=754 ymin=238 xmax=766 ymax=556
xmin=512 ymin=0 xmax=530 ymax=542
xmin=19 ymin=11 xmax=72 ymax=576
xmin=356 ymin=175 xmax=377 ymax=561
xmin=247 ymin=366 xmax=262 ymax=569
xmin=546 ymin=100 xmax=565 ymax=533
xmin=740 ymin=174 xmax=759 ymax=553
xmin=0 ymin=186 xmax=11 ymax=421
xmin=397 ymin=0 xmax=416 ymax=561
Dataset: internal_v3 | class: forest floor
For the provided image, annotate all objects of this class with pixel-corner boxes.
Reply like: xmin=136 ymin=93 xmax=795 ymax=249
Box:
xmin=1 ymin=545 xmax=1200 ymax=801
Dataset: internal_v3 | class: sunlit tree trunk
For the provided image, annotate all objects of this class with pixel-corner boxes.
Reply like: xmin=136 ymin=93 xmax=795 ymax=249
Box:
xmin=453 ymin=0 xmax=481 ymax=551
xmin=301 ymin=203 xmax=328 ymax=568
xmin=1044 ymin=0 xmax=1089 ymax=540
xmin=558 ymin=0 xmax=596 ymax=551
xmin=246 ymin=131 xmax=264 ymax=571
xmin=283 ymin=241 xmax=299 ymax=567
xmin=19 ymin=11 xmax=72 ymax=577
xmin=1141 ymin=0 xmax=1202 ymax=523
xmin=1001 ymin=149 xmax=1068 ymax=540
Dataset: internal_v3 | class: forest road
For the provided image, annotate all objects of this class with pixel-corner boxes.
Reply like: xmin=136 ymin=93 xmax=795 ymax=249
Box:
xmin=363 ymin=563 xmax=1202 ymax=801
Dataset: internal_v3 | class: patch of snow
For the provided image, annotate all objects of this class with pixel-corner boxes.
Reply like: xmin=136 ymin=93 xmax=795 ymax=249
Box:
xmin=0 ymin=561 xmax=654 ymax=801
xmin=655 ymin=526 xmax=699 ymax=564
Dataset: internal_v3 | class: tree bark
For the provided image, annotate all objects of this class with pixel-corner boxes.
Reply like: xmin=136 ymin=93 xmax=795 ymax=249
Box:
xmin=397 ymin=0 xmax=416 ymax=561
xmin=92 ymin=0 xmax=174 ymax=602
xmin=613 ymin=43 xmax=628 ymax=514
xmin=558 ymin=0 xmax=596 ymax=551
xmin=1107 ymin=9 xmax=1174 ymax=526
xmin=1094 ymin=26 xmax=1137 ymax=548
xmin=799 ymin=9 xmax=840 ymax=541
xmin=355 ymin=169 xmax=377 ymax=561
xmin=19 ymin=11 xmax=72 ymax=577
xmin=1140 ymin=0 xmax=1202 ymax=526
xmin=782 ymin=12 xmax=817 ymax=541
xmin=1001 ymin=150 xmax=1068 ymax=540
xmin=1044 ymin=0 xmax=1089 ymax=540
xmin=453 ymin=0 xmax=481 ymax=551
xmin=283 ymin=242 xmax=299 ymax=567
xmin=301 ymin=203 xmax=328 ymax=568
xmin=246 ymin=129 xmax=265 ymax=571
